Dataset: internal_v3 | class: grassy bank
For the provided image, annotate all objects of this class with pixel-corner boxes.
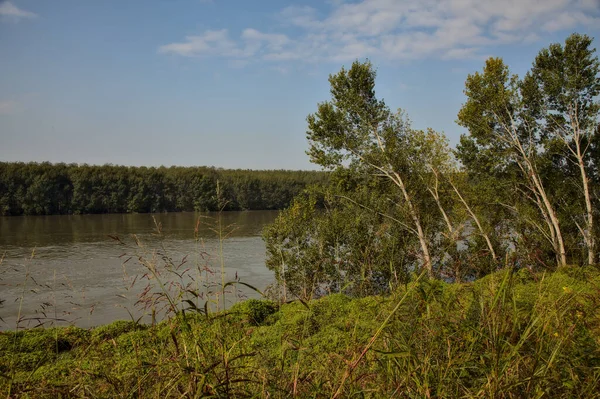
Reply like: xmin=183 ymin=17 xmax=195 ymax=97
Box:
xmin=1 ymin=266 xmax=600 ymax=398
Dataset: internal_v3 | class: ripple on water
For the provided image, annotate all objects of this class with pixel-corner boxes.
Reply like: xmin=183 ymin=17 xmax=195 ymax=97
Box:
xmin=0 ymin=211 xmax=278 ymax=330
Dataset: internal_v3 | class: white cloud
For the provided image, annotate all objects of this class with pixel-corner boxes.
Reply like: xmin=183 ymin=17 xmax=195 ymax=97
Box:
xmin=443 ymin=47 xmax=482 ymax=60
xmin=159 ymin=29 xmax=292 ymax=59
xmin=279 ymin=6 xmax=321 ymax=29
xmin=0 ymin=100 xmax=18 ymax=115
xmin=159 ymin=0 xmax=600 ymax=64
xmin=242 ymin=29 xmax=289 ymax=50
xmin=0 ymin=1 xmax=37 ymax=20
xmin=158 ymin=30 xmax=237 ymax=57
xmin=542 ymin=11 xmax=598 ymax=31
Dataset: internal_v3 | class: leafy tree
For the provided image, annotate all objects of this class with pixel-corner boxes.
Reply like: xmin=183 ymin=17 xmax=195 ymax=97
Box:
xmin=0 ymin=162 xmax=328 ymax=215
xmin=457 ymin=57 xmax=569 ymax=267
xmin=522 ymin=33 xmax=600 ymax=265
xmin=265 ymin=60 xmax=507 ymax=295
xmin=264 ymin=177 xmax=415 ymax=299
xmin=306 ymin=60 xmax=456 ymax=277
xmin=457 ymin=33 xmax=600 ymax=267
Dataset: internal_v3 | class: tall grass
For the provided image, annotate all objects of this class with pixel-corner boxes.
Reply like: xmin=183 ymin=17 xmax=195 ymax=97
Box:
xmin=1 ymin=263 xmax=599 ymax=397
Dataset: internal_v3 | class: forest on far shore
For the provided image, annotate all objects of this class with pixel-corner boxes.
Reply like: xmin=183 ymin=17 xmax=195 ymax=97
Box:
xmin=0 ymin=162 xmax=328 ymax=216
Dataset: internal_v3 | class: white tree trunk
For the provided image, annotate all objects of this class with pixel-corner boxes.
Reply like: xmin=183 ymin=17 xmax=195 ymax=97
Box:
xmin=578 ymin=156 xmax=595 ymax=265
xmin=497 ymin=114 xmax=567 ymax=267
xmin=449 ymin=180 xmax=497 ymax=261
xmin=393 ymin=171 xmax=433 ymax=277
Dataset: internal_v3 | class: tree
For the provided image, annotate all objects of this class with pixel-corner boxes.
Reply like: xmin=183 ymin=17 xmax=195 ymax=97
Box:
xmin=264 ymin=178 xmax=416 ymax=299
xmin=457 ymin=57 xmax=569 ymax=267
xmin=0 ymin=162 xmax=327 ymax=215
xmin=457 ymin=33 xmax=600 ymax=267
xmin=306 ymin=60 xmax=457 ymax=277
xmin=523 ymin=33 xmax=600 ymax=265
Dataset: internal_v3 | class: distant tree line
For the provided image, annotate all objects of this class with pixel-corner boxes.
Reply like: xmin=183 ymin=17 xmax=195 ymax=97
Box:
xmin=0 ymin=163 xmax=329 ymax=215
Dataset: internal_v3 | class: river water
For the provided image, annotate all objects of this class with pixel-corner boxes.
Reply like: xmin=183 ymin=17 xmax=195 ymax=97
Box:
xmin=0 ymin=211 xmax=279 ymax=330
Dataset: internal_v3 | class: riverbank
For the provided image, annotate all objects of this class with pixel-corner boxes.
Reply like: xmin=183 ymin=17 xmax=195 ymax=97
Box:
xmin=2 ymin=266 xmax=600 ymax=398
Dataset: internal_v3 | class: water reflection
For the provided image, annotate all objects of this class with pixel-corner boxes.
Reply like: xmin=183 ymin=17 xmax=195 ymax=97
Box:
xmin=0 ymin=211 xmax=276 ymax=250
xmin=0 ymin=211 xmax=278 ymax=330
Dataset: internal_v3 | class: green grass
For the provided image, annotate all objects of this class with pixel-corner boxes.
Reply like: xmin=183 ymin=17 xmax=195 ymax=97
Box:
xmin=1 ymin=266 xmax=599 ymax=398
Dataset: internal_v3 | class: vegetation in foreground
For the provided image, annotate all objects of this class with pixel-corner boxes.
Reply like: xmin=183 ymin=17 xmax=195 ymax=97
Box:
xmin=1 ymin=266 xmax=599 ymax=398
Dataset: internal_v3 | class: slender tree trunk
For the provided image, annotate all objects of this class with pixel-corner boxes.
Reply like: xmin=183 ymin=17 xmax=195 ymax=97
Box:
xmin=496 ymin=115 xmax=567 ymax=266
xmin=528 ymin=168 xmax=567 ymax=267
xmin=370 ymin=128 xmax=433 ymax=276
xmin=393 ymin=171 xmax=433 ymax=277
xmin=449 ymin=180 xmax=497 ymax=261
xmin=576 ymin=141 xmax=595 ymax=265
xmin=568 ymin=108 xmax=596 ymax=265
xmin=532 ymin=187 xmax=559 ymax=261
xmin=430 ymin=191 xmax=454 ymax=238
xmin=500 ymin=116 xmax=567 ymax=267
xmin=428 ymin=169 xmax=454 ymax=239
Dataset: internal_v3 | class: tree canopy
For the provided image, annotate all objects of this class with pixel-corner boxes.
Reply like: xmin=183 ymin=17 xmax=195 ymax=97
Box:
xmin=265 ymin=33 xmax=600 ymax=299
xmin=0 ymin=162 xmax=328 ymax=215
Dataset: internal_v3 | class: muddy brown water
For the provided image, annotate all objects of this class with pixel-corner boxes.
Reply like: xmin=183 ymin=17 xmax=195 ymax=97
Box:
xmin=0 ymin=211 xmax=279 ymax=330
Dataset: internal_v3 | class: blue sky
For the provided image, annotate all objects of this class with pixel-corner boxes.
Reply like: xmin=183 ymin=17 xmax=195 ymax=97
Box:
xmin=1 ymin=0 xmax=599 ymax=170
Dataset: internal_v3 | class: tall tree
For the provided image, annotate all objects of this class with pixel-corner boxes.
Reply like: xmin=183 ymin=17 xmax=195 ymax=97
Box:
xmin=306 ymin=60 xmax=454 ymax=277
xmin=457 ymin=57 xmax=568 ymax=267
xmin=523 ymin=33 xmax=600 ymax=265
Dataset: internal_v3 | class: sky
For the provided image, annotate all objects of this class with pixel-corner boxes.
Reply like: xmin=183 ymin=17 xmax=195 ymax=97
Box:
xmin=1 ymin=0 xmax=599 ymax=170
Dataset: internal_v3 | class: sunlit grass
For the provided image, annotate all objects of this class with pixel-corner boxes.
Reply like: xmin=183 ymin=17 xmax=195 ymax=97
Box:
xmin=1 ymin=265 xmax=599 ymax=398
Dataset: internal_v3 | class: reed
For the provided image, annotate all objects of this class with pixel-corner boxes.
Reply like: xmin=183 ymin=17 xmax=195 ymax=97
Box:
xmin=1 ymin=263 xmax=598 ymax=397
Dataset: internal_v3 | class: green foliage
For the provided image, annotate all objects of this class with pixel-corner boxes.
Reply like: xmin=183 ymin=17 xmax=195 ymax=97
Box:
xmin=0 ymin=162 xmax=329 ymax=215
xmin=266 ymin=59 xmax=508 ymax=291
xmin=264 ymin=182 xmax=419 ymax=299
xmin=91 ymin=320 xmax=146 ymax=342
xmin=525 ymin=33 xmax=600 ymax=132
xmin=456 ymin=33 xmax=600 ymax=268
xmin=2 ymin=268 xmax=600 ymax=397
xmin=229 ymin=299 xmax=278 ymax=326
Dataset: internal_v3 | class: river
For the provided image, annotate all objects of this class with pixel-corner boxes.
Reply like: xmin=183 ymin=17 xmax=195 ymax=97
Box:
xmin=0 ymin=211 xmax=279 ymax=330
